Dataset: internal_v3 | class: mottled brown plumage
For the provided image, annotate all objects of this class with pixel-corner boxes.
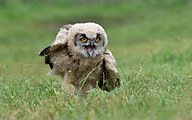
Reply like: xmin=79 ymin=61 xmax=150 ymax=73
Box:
xmin=39 ymin=22 xmax=121 ymax=98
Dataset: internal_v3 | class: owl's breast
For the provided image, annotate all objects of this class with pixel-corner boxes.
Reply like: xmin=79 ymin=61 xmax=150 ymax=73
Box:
xmin=67 ymin=53 xmax=104 ymax=85
xmin=50 ymin=48 xmax=104 ymax=83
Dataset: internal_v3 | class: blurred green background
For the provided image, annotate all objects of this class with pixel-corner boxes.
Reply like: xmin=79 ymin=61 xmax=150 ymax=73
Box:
xmin=0 ymin=0 xmax=192 ymax=78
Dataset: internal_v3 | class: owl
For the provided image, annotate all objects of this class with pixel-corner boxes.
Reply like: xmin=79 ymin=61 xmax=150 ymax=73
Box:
xmin=39 ymin=22 xmax=121 ymax=98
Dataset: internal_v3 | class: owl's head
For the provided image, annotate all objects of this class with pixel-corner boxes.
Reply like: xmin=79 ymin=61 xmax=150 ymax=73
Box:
xmin=67 ymin=22 xmax=108 ymax=58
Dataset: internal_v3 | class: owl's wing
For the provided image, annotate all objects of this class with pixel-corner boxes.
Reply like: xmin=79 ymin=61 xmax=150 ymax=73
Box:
xmin=39 ymin=24 xmax=72 ymax=57
xmin=100 ymin=49 xmax=121 ymax=91
xmin=38 ymin=24 xmax=72 ymax=72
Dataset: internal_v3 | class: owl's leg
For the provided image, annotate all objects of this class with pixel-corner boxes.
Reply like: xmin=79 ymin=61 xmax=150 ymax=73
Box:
xmin=79 ymin=82 xmax=92 ymax=99
xmin=61 ymin=73 xmax=68 ymax=89
xmin=61 ymin=72 xmax=74 ymax=93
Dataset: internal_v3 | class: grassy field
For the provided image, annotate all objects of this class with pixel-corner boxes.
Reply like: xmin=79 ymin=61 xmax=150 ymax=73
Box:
xmin=0 ymin=0 xmax=192 ymax=119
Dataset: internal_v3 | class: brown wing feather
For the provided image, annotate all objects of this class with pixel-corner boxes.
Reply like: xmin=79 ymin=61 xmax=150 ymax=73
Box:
xmin=39 ymin=45 xmax=51 ymax=56
xmin=102 ymin=49 xmax=121 ymax=91
xmin=38 ymin=24 xmax=72 ymax=57
xmin=38 ymin=24 xmax=72 ymax=70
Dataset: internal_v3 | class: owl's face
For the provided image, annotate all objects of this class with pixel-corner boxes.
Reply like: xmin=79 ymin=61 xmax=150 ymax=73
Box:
xmin=67 ymin=23 xmax=108 ymax=58
xmin=74 ymin=33 xmax=105 ymax=57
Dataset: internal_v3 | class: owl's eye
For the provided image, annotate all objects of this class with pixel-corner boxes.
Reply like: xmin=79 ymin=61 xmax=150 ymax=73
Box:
xmin=81 ymin=37 xmax=87 ymax=42
xmin=95 ymin=37 xmax=100 ymax=42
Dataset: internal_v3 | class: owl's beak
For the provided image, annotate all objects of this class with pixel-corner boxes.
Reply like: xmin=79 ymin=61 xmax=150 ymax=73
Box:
xmin=84 ymin=41 xmax=96 ymax=57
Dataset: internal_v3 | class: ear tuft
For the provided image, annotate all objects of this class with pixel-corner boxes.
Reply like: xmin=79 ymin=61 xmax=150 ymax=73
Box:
xmin=61 ymin=24 xmax=72 ymax=30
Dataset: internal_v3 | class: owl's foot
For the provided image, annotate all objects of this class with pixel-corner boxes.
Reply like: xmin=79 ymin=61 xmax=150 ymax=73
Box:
xmin=61 ymin=82 xmax=75 ymax=94
xmin=72 ymin=91 xmax=82 ymax=97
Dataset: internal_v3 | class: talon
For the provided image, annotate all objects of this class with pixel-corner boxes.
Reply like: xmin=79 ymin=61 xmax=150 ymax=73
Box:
xmin=73 ymin=91 xmax=78 ymax=96
xmin=72 ymin=91 xmax=82 ymax=97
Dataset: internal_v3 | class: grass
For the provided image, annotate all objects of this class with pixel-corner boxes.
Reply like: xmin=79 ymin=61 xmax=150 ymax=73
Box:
xmin=0 ymin=0 xmax=192 ymax=119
